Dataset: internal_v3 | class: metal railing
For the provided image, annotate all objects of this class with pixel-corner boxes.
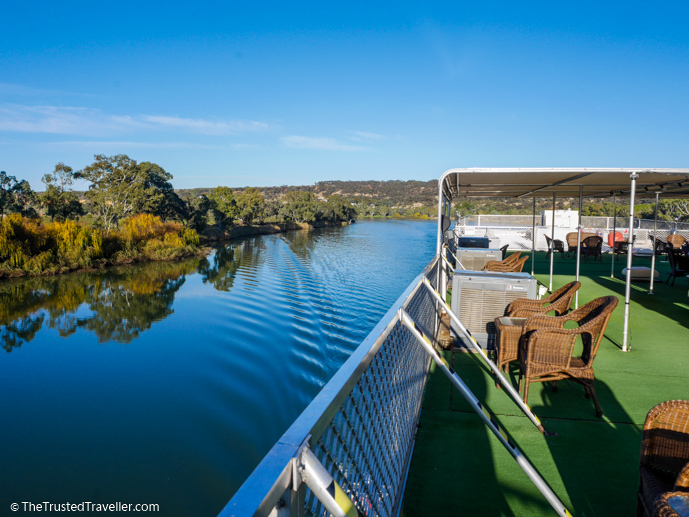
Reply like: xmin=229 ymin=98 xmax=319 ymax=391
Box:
xmin=459 ymin=214 xmax=689 ymax=231
xmin=454 ymin=224 xmax=689 ymax=252
xmin=220 ymin=258 xmax=441 ymax=517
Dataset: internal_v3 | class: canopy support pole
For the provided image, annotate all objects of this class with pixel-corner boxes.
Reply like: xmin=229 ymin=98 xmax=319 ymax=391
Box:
xmin=649 ymin=192 xmax=659 ymax=294
xmin=622 ymin=172 xmax=639 ymax=352
xmin=611 ymin=193 xmax=617 ymax=278
xmin=531 ymin=197 xmax=536 ymax=276
xmin=436 ymin=182 xmax=445 ymax=255
xmin=549 ymin=192 xmax=555 ymax=291
xmin=575 ymin=185 xmax=583 ymax=308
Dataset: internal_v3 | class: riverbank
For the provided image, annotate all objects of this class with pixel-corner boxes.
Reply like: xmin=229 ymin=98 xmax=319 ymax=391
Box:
xmin=0 ymin=217 xmax=351 ymax=280
xmin=200 ymin=220 xmax=349 ymax=242
xmin=0 ymin=214 xmax=205 ymax=279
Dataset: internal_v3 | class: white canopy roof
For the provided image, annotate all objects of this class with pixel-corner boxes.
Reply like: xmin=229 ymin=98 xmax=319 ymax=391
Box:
xmin=440 ymin=168 xmax=689 ymax=200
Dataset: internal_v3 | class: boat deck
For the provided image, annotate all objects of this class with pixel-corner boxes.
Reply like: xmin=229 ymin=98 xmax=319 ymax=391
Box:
xmin=401 ymin=251 xmax=688 ymax=516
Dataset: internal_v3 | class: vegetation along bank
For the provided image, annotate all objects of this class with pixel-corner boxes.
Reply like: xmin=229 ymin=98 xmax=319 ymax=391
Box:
xmin=0 ymin=154 xmax=357 ymax=278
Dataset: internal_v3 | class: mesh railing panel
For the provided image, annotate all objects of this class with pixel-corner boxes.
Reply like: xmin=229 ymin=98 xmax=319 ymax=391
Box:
xmin=305 ymin=279 xmax=437 ymax=517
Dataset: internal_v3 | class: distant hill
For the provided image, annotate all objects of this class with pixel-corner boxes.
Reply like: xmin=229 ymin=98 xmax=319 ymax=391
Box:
xmin=79 ymin=179 xmax=639 ymax=218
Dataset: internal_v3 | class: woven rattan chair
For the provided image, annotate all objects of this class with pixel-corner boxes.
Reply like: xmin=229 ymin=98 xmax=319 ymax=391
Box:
xmin=666 ymin=243 xmax=688 ymax=286
xmin=667 ymin=234 xmax=687 ymax=249
xmin=581 ymin=235 xmax=603 ymax=262
xmin=566 ymin=232 xmax=579 ymax=257
xmin=636 ymin=400 xmax=689 ymax=517
xmin=494 ymin=316 xmax=527 ymax=380
xmin=545 ymin=235 xmax=565 ymax=259
xmin=506 ymin=281 xmax=580 ymax=318
xmin=653 ymin=491 xmax=689 ymax=517
xmin=483 ymin=252 xmax=521 ymax=271
xmin=484 ymin=255 xmax=528 ymax=273
xmin=517 ymin=295 xmax=619 ymax=417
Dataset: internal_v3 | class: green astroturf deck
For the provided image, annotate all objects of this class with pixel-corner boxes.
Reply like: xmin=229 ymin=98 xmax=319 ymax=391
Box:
xmin=401 ymin=252 xmax=689 ymax=516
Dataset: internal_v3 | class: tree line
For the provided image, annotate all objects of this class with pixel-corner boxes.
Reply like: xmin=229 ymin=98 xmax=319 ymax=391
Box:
xmin=0 ymin=154 xmax=358 ymax=232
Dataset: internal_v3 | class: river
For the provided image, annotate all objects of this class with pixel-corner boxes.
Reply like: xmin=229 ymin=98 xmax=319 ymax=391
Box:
xmin=0 ymin=219 xmax=436 ymax=516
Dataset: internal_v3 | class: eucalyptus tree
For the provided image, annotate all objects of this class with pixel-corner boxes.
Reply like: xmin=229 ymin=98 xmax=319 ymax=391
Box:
xmin=182 ymin=193 xmax=211 ymax=231
xmin=279 ymin=191 xmax=317 ymax=223
xmin=0 ymin=171 xmax=38 ymax=218
xmin=77 ymin=155 xmax=183 ymax=229
xmin=41 ymin=163 xmax=84 ymax=221
xmin=207 ymin=186 xmax=238 ymax=229
xmin=235 ymin=187 xmax=265 ymax=225
xmin=136 ymin=161 xmax=186 ymax=221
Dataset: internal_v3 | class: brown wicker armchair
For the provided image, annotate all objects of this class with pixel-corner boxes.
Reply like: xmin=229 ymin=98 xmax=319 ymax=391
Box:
xmin=667 ymin=234 xmax=687 ymax=248
xmin=494 ymin=281 xmax=581 ymax=378
xmin=653 ymin=491 xmax=689 ymax=517
xmin=581 ymin=235 xmax=603 ymax=262
xmin=483 ymin=252 xmax=521 ymax=270
xmin=507 ymin=281 xmax=580 ymax=318
xmin=666 ymin=242 xmax=688 ymax=286
xmin=636 ymin=400 xmax=689 ymax=517
xmin=517 ymin=295 xmax=619 ymax=417
xmin=484 ymin=255 xmax=528 ymax=273
xmin=545 ymin=235 xmax=565 ymax=259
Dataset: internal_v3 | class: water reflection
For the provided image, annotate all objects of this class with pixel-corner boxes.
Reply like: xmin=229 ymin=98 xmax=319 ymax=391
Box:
xmin=0 ymin=258 xmax=203 ymax=349
xmin=199 ymin=239 xmax=264 ymax=292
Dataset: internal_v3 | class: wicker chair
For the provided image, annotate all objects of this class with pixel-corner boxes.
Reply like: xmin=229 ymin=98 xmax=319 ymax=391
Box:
xmin=636 ymin=400 xmax=689 ymax=517
xmin=667 ymin=234 xmax=687 ymax=249
xmin=506 ymin=281 xmax=580 ymax=318
xmin=581 ymin=235 xmax=603 ymax=262
xmin=545 ymin=235 xmax=565 ymax=259
xmin=517 ymin=295 xmax=619 ymax=417
xmin=566 ymin=232 xmax=580 ymax=257
xmin=483 ymin=252 xmax=521 ymax=270
xmin=666 ymin=243 xmax=688 ymax=286
xmin=493 ymin=281 xmax=579 ymax=377
xmin=484 ymin=255 xmax=528 ymax=273
xmin=653 ymin=491 xmax=689 ymax=517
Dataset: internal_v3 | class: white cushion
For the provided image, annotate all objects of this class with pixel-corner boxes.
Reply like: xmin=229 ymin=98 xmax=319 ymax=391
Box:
xmin=622 ymin=267 xmax=660 ymax=280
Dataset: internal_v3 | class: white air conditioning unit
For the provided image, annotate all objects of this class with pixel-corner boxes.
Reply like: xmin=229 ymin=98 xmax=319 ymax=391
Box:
xmin=450 ymin=271 xmax=537 ymax=350
xmin=456 ymin=248 xmax=501 ymax=271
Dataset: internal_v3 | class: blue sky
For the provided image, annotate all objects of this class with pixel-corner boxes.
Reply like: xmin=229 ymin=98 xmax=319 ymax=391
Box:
xmin=2 ymin=1 xmax=688 ymax=189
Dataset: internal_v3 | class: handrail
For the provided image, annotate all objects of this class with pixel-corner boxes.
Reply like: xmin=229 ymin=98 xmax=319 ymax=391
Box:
xmin=220 ymin=256 xmax=440 ymax=517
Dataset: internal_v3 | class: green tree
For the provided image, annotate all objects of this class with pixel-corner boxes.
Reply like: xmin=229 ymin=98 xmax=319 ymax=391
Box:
xmin=1 ymin=171 xmax=38 ymax=218
xmin=235 ymin=187 xmax=265 ymax=225
xmin=183 ymin=193 xmax=211 ymax=231
xmin=77 ymin=155 xmax=183 ymax=229
xmin=279 ymin=191 xmax=317 ymax=223
xmin=207 ymin=186 xmax=238 ymax=229
xmin=0 ymin=171 xmax=17 ymax=218
xmin=41 ymin=163 xmax=84 ymax=221
xmin=136 ymin=162 xmax=186 ymax=221
xmin=319 ymin=194 xmax=356 ymax=222
xmin=77 ymin=155 xmax=141 ymax=230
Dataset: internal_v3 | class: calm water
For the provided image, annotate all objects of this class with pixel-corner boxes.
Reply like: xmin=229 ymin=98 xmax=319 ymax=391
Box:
xmin=0 ymin=220 xmax=436 ymax=516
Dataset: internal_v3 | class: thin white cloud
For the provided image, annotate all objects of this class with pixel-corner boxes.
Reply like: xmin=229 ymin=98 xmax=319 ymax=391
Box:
xmin=281 ymin=135 xmax=365 ymax=151
xmin=0 ymin=104 xmax=271 ymax=137
xmin=44 ymin=140 xmax=223 ymax=150
xmin=349 ymin=131 xmax=386 ymax=141
xmin=141 ymin=115 xmax=268 ymax=135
